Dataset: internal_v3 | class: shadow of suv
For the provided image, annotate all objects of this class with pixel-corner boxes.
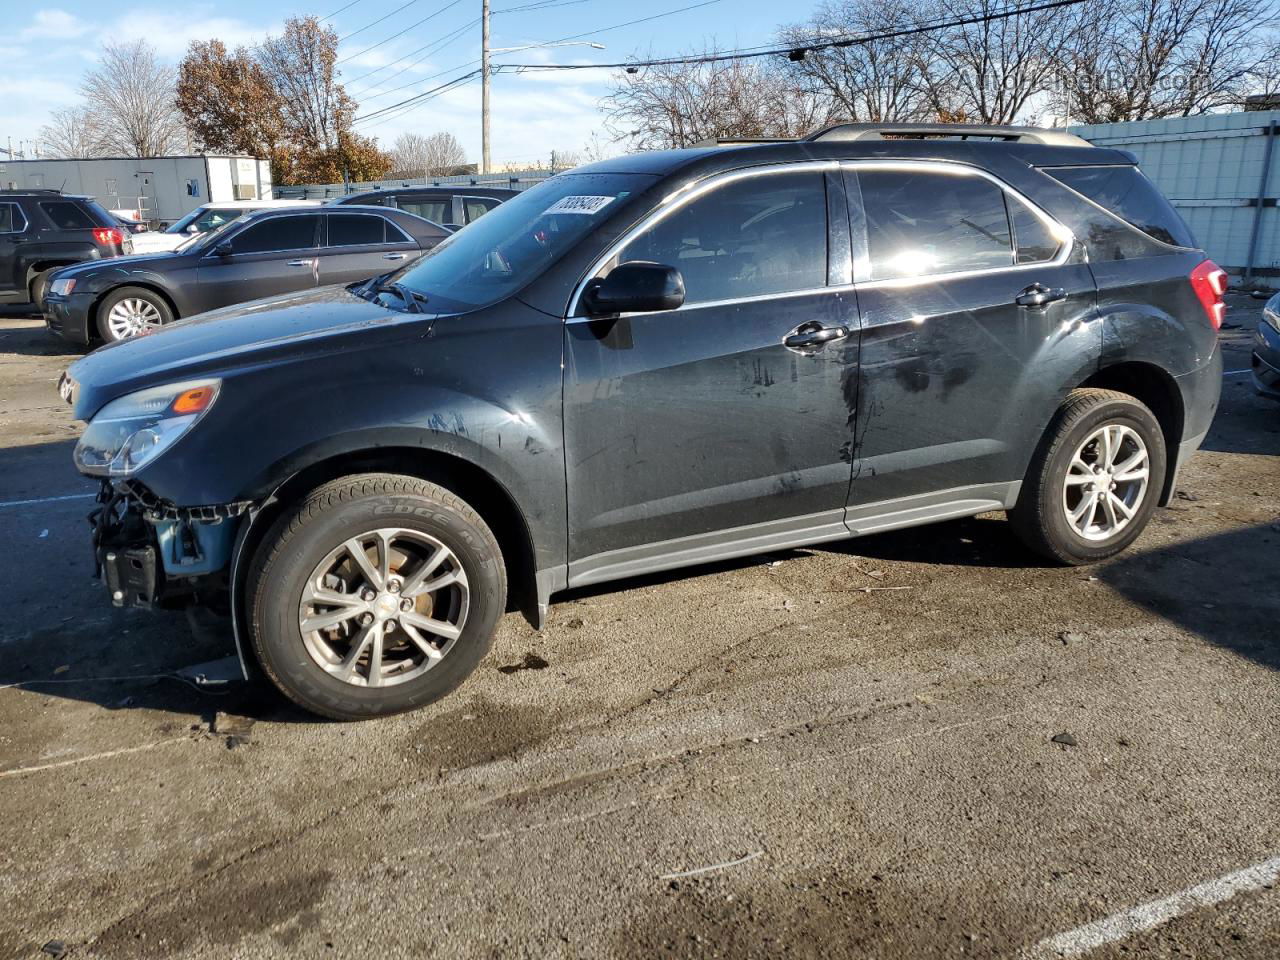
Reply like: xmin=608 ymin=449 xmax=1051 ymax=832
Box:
xmin=61 ymin=122 xmax=1223 ymax=719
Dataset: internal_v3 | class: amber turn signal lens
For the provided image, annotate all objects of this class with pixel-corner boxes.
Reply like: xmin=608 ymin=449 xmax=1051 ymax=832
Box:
xmin=170 ymin=386 xmax=216 ymax=415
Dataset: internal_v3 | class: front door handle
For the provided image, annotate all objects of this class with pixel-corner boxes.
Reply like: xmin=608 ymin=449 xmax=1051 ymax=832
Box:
xmin=1015 ymin=283 xmax=1067 ymax=308
xmin=286 ymin=258 xmax=313 ymax=267
xmin=784 ymin=321 xmax=849 ymax=352
xmin=383 ymin=252 xmax=408 ymax=261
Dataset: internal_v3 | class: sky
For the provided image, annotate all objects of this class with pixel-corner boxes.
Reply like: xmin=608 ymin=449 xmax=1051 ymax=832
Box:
xmin=0 ymin=0 xmax=800 ymax=169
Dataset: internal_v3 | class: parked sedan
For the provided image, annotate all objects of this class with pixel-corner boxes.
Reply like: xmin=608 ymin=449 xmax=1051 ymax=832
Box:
xmin=43 ymin=206 xmax=448 ymax=344
xmin=1255 ymin=292 xmax=1280 ymax=400
xmin=328 ymin=186 xmax=516 ymax=229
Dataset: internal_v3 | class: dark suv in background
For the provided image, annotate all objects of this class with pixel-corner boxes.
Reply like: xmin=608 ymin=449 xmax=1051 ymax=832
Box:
xmin=329 ymin=185 xmax=517 ymax=229
xmin=43 ymin=205 xmax=448 ymax=344
xmin=62 ymin=123 xmax=1222 ymax=720
xmin=0 ymin=189 xmax=132 ymax=309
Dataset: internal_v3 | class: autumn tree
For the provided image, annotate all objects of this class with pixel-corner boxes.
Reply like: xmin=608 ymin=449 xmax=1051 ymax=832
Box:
xmin=177 ymin=16 xmax=390 ymax=185
xmin=82 ymin=40 xmax=187 ymax=156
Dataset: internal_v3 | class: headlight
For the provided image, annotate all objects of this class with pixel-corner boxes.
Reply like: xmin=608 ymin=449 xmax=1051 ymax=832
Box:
xmin=50 ymin=277 xmax=77 ymax=296
xmin=74 ymin=379 xmax=220 ymax=477
xmin=1264 ymin=305 xmax=1280 ymax=334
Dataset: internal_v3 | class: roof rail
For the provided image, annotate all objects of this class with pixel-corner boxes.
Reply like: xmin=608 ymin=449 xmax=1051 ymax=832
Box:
xmin=0 ymin=187 xmax=63 ymax=194
xmin=694 ymin=136 xmax=796 ymax=147
xmin=805 ymin=122 xmax=1092 ymax=148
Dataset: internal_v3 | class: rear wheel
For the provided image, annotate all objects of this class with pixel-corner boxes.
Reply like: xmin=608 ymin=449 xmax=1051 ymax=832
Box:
xmin=1010 ymin=388 xmax=1167 ymax=564
xmin=247 ymin=474 xmax=506 ymax=720
xmin=96 ymin=286 xmax=174 ymax=342
xmin=29 ymin=268 xmax=55 ymax=310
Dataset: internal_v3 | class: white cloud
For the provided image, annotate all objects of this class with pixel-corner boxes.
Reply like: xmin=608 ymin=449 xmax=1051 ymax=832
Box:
xmin=21 ymin=9 xmax=92 ymax=40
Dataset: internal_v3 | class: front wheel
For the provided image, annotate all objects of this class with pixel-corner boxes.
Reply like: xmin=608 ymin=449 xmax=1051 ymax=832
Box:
xmin=1010 ymin=388 xmax=1167 ymax=565
xmin=96 ymin=286 xmax=174 ymax=342
xmin=247 ymin=474 xmax=507 ymax=720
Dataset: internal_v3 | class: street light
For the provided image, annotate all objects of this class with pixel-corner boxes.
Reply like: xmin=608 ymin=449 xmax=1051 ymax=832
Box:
xmin=479 ymin=3 xmax=606 ymax=175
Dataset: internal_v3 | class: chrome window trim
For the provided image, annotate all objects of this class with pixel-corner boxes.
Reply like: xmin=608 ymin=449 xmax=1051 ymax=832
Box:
xmin=0 ymin=202 xmax=28 ymax=235
xmin=842 ymin=159 xmax=1075 ymax=283
xmin=566 ymin=160 xmax=840 ymax=320
xmin=566 ymin=158 xmax=1076 ymax=320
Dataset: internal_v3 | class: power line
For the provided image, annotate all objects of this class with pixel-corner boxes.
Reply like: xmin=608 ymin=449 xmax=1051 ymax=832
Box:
xmin=339 ymin=0 xmax=469 ymax=64
xmin=502 ymin=0 xmax=1088 ymax=71
xmin=338 ymin=0 xmax=422 ymax=43
xmin=356 ymin=69 xmax=483 ymax=125
xmin=322 ymin=0 xmax=366 ymax=19
xmin=538 ymin=0 xmax=722 ymax=46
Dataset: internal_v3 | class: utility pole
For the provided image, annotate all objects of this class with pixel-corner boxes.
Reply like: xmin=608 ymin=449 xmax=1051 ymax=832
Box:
xmin=481 ymin=0 xmax=491 ymax=175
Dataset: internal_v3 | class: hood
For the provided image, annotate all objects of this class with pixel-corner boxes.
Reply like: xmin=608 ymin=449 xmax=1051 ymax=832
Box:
xmin=66 ymin=285 xmax=436 ymax=419
xmin=58 ymin=250 xmax=186 ymax=281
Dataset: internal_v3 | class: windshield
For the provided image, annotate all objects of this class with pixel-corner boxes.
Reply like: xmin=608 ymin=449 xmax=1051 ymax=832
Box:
xmin=179 ymin=217 xmax=241 ymax=252
xmin=391 ymin=173 xmax=654 ymax=312
xmin=165 ymin=206 xmax=244 ymax=236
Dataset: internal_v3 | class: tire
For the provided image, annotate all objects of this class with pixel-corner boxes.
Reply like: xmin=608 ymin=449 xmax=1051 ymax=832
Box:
xmin=29 ymin=269 xmax=55 ymax=310
xmin=95 ymin=285 xmax=174 ymax=343
xmin=247 ymin=474 xmax=506 ymax=721
xmin=1009 ymin=388 xmax=1167 ymax=565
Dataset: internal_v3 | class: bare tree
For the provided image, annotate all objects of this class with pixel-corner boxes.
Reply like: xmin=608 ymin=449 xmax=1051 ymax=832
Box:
xmin=548 ymin=149 xmax=582 ymax=173
xmin=1051 ymin=0 xmax=1277 ymax=123
xmin=921 ymin=0 xmax=1072 ymax=124
xmin=779 ymin=0 xmax=939 ymax=122
xmin=38 ymin=106 xmax=104 ymax=159
xmin=388 ymin=131 xmax=468 ymax=178
xmin=604 ymin=49 xmax=835 ymax=150
xmin=81 ymin=40 xmax=187 ymax=156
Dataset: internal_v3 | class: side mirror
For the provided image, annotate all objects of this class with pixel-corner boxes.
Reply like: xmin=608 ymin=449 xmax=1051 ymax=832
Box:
xmin=186 ymin=224 xmax=199 ymax=233
xmin=583 ymin=261 xmax=684 ymax=316
xmin=213 ymin=242 xmax=234 ymax=257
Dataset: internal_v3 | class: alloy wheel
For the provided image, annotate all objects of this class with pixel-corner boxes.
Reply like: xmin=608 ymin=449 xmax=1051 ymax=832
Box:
xmin=297 ymin=527 xmax=469 ymax=688
xmin=1060 ymin=423 xmax=1150 ymax=541
xmin=106 ymin=297 xmax=164 ymax=340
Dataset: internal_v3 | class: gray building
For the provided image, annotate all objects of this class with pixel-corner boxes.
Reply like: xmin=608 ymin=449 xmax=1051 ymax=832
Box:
xmin=0 ymin=154 xmax=272 ymax=225
xmin=1071 ymin=110 xmax=1280 ymax=282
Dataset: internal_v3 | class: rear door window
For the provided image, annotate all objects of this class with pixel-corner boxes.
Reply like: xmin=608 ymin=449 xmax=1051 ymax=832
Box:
xmin=464 ymin=197 xmax=500 ymax=222
xmin=231 ymin=215 xmax=319 ymax=254
xmin=39 ymin=201 xmax=96 ymax=230
xmin=0 ymin=203 xmax=25 ymax=233
xmin=1045 ymin=165 xmax=1196 ymax=248
xmin=617 ymin=170 xmax=828 ymax=305
xmin=397 ymin=198 xmax=449 ymax=224
xmin=327 ymin=214 xmax=387 ymax=246
xmin=857 ymin=170 xmax=1013 ymax=280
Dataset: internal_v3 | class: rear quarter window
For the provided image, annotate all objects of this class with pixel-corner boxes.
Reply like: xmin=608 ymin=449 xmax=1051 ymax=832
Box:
xmin=1045 ymin=165 xmax=1196 ymax=249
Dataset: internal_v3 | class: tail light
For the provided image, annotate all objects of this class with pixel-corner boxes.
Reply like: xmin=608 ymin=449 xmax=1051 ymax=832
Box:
xmin=92 ymin=227 xmax=125 ymax=247
xmin=1189 ymin=259 xmax=1228 ymax=330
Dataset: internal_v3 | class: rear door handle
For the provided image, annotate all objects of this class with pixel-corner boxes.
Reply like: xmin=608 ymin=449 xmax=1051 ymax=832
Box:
xmin=1015 ymin=283 xmax=1067 ymax=308
xmin=784 ymin=321 xmax=849 ymax=352
xmin=383 ymin=252 xmax=408 ymax=261
xmin=286 ymin=258 xmax=313 ymax=267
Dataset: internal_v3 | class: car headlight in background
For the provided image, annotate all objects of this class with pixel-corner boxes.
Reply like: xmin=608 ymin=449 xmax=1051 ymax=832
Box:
xmin=1263 ymin=304 xmax=1280 ymax=334
xmin=74 ymin=379 xmax=220 ymax=477
xmin=49 ymin=277 xmax=77 ymax=297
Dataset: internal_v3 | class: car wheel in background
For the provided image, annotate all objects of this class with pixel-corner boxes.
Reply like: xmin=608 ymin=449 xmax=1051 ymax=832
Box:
xmin=95 ymin=286 xmax=174 ymax=343
xmin=29 ymin=269 xmax=55 ymax=310
xmin=247 ymin=474 xmax=507 ymax=721
xmin=1010 ymin=388 xmax=1167 ymax=565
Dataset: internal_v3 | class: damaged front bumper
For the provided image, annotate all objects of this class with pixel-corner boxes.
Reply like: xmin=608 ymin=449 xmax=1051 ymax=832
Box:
xmin=89 ymin=479 xmax=254 ymax=608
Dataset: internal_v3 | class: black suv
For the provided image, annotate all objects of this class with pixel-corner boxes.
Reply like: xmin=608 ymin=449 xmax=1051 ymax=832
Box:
xmin=328 ymin=185 xmax=517 ymax=229
xmin=0 ymin=189 xmax=131 ymax=309
xmin=43 ymin=205 xmax=448 ymax=344
xmin=61 ymin=123 xmax=1223 ymax=720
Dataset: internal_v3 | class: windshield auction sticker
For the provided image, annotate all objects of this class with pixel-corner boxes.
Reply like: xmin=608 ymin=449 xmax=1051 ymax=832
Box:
xmin=544 ymin=195 xmax=616 ymax=215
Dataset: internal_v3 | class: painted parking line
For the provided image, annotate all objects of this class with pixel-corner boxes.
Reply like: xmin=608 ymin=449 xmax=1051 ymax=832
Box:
xmin=1023 ymin=854 xmax=1280 ymax=959
xmin=1223 ymin=369 xmax=1253 ymax=377
xmin=0 ymin=492 xmax=95 ymax=510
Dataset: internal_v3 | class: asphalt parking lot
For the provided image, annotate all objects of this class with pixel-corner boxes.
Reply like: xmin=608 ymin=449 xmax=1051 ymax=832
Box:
xmin=1 ymin=300 xmax=1277 ymax=960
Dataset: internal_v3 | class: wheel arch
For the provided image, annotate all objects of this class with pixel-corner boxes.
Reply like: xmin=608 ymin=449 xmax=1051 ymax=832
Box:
xmin=1079 ymin=360 xmax=1184 ymax=505
xmin=235 ymin=445 xmax=542 ymax=631
xmin=90 ymin=282 xmax=181 ymax=337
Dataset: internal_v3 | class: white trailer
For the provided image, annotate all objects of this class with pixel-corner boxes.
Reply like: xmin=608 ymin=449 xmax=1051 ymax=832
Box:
xmin=0 ymin=155 xmax=273 ymax=226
